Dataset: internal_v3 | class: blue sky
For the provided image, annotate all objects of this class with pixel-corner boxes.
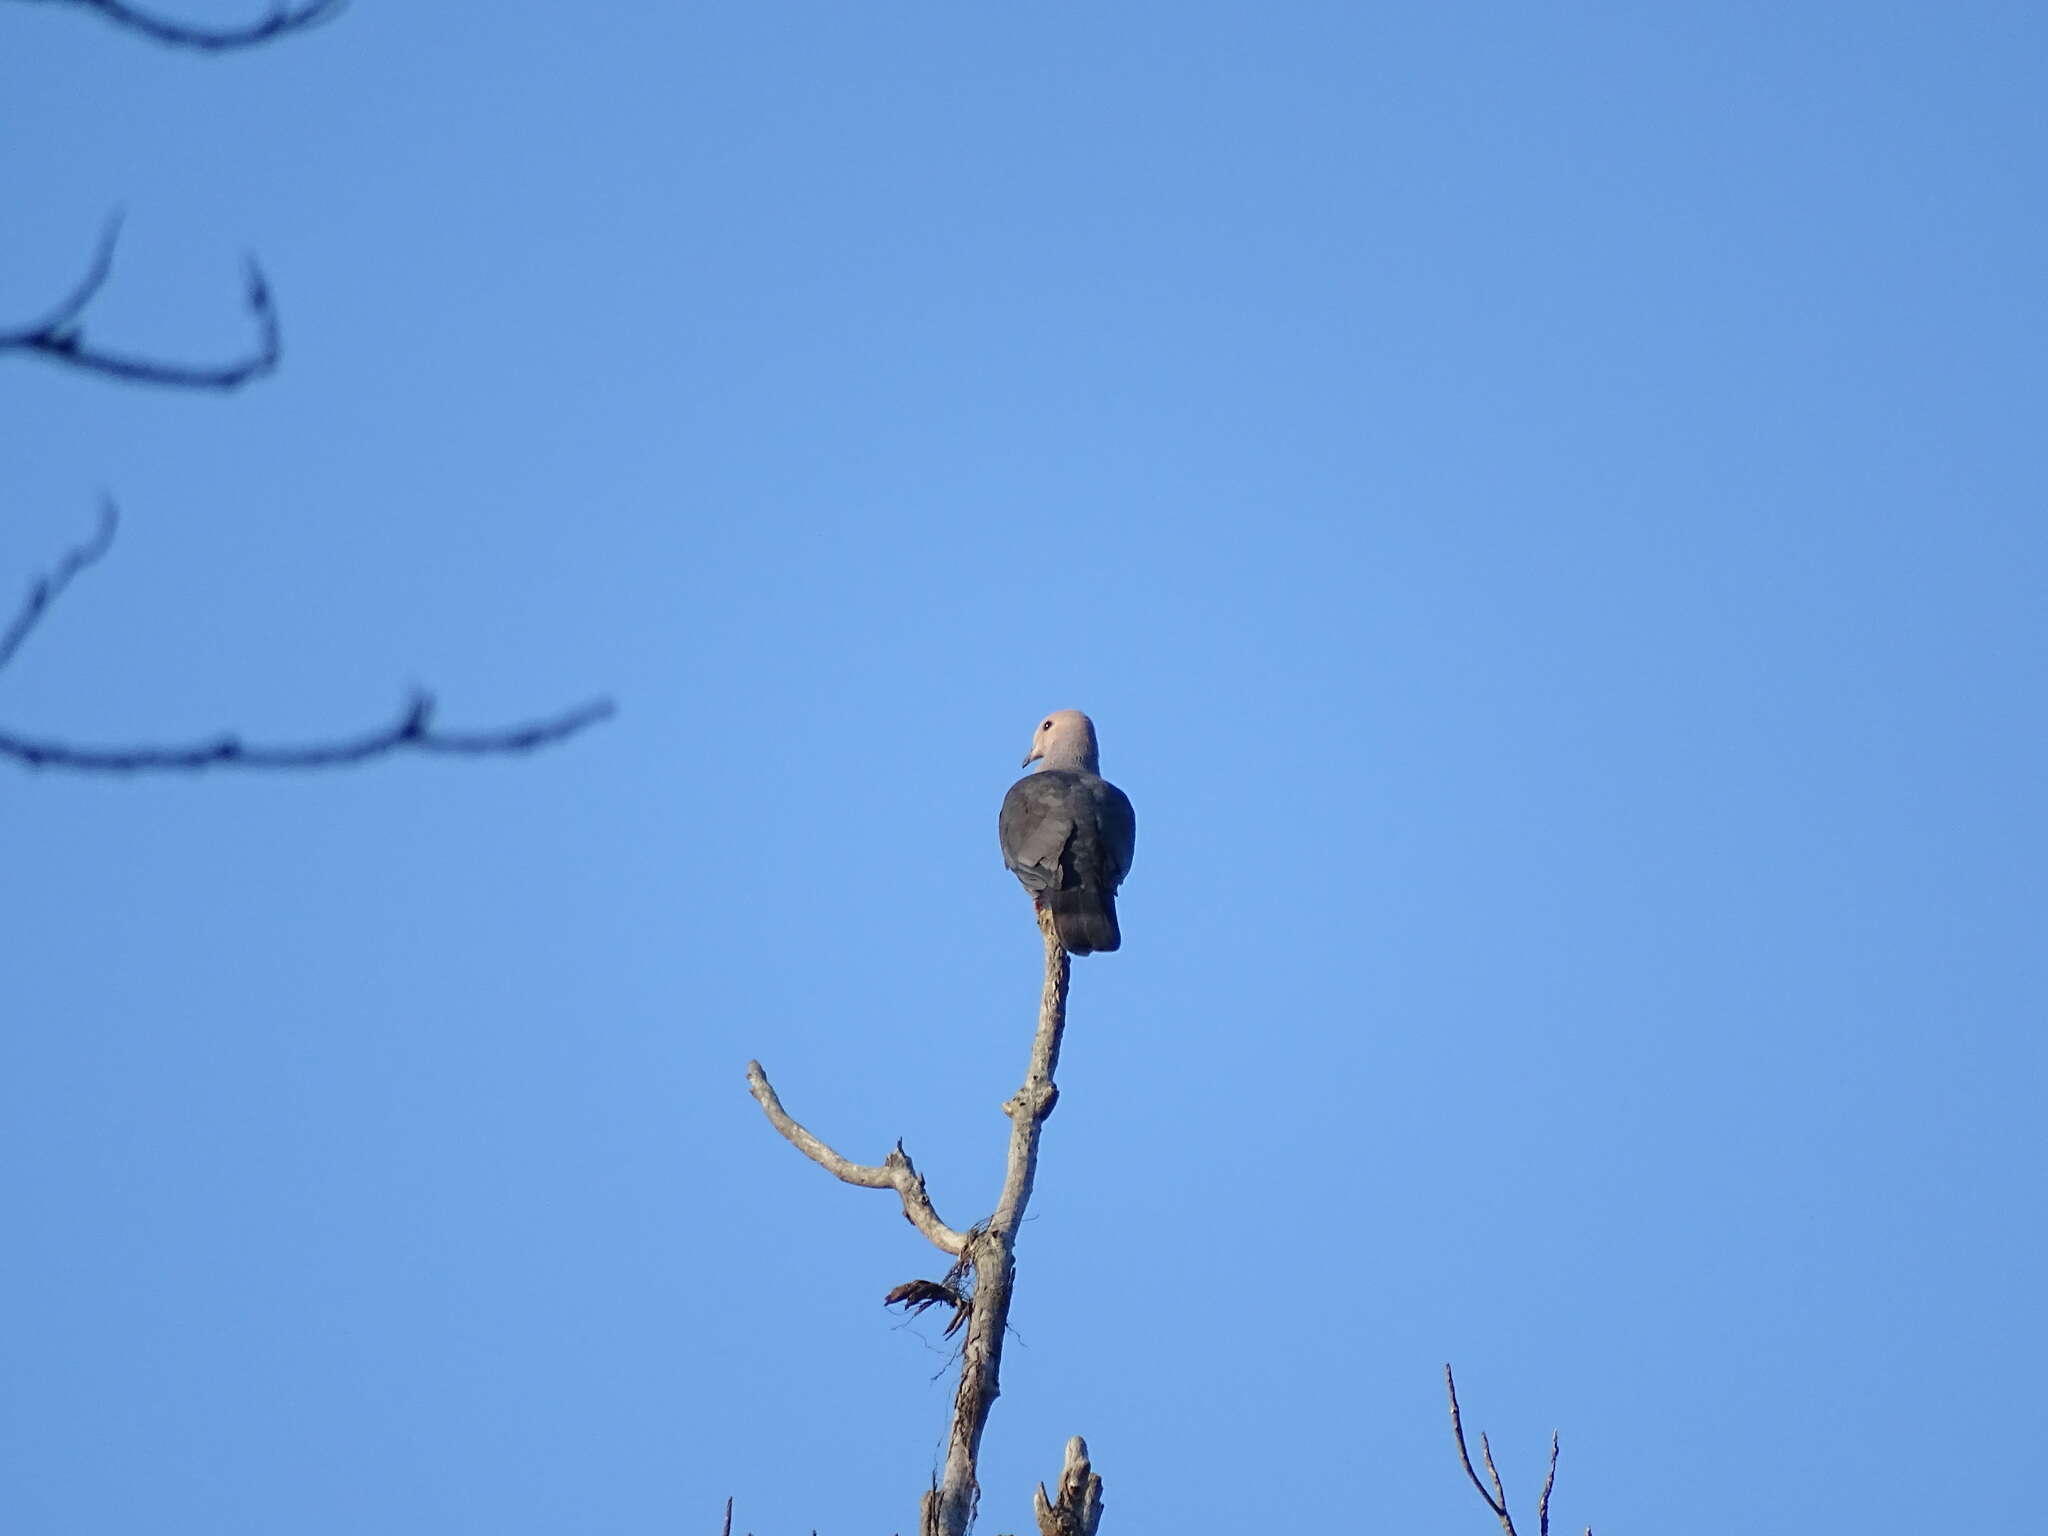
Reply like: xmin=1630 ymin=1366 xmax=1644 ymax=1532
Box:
xmin=3 ymin=3 xmax=2043 ymax=1532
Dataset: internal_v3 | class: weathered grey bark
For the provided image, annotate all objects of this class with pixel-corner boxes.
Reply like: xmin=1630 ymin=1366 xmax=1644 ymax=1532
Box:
xmin=918 ymin=905 xmax=1073 ymax=1536
xmin=745 ymin=1062 xmax=966 ymax=1256
xmin=1032 ymin=1436 xmax=1104 ymax=1536
xmin=749 ymin=904 xmax=1095 ymax=1536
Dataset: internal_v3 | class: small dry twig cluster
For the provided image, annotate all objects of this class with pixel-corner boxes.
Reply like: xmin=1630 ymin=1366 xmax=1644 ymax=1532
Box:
xmin=748 ymin=905 xmax=1102 ymax=1536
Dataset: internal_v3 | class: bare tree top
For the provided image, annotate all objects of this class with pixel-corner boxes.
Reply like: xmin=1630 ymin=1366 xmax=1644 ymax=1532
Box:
xmin=17 ymin=0 xmax=344 ymax=52
xmin=1446 ymin=1365 xmax=1589 ymax=1536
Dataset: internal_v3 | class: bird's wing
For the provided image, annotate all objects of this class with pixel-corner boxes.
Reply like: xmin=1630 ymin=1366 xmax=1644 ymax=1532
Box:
xmin=1000 ymin=774 xmax=1075 ymax=891
xmin=1095 ymin=780 xmax=1136 ymax=888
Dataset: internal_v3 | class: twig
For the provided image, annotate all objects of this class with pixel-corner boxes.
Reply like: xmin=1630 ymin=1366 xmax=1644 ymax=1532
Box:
xmin=0 ymin=692 xmax=615 ymax=772
xmin=1538 ymin=1431 xmax=1559 ymax=1536
xmin=21 ymin=0 xmax=345 ymax=51
xmin=1 ymin=504 xmax=615 ymax=772
xmin=719 ymin=1496 xmax=732 ymax=1536
xmin=0 ymin=497 xmax=117 ymax=674
xmin=0 ymin=213 xmax=280 ymax=390
xmin=1447 ymin=1365 xmax=1584 ymax=1536
xmin=1447 ymin=1364 xmax=1517 ymax=1536
xmin=920 ymin=904 xmax=1073 ymax=1536
xmin=746 ymin=1062 xmax=967 ymax=1256
xmin=1482 ymin=1432 xmax=1511 ymax=1524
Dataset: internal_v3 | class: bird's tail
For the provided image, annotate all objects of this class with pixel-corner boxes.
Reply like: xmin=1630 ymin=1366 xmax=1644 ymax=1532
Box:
xmin=1049 ymin=889 xmax=1120 ymax=955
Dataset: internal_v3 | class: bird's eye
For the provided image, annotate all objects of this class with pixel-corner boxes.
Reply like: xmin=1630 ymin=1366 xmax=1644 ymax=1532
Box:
xmin=1042 ymin=720 xmax=1053 ymax=731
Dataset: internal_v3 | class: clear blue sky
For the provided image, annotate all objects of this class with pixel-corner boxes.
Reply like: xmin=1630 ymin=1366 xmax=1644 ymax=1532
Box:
xmin=3 ymin=4 xmax=2043 ymax=1532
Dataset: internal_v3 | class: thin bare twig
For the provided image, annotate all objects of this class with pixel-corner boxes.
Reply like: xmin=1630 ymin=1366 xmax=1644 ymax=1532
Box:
xmin=1447 ymin=1364 xmax=1516 ymax=1535
xmin=746 ymin=1062 xmax=967 ymax=1255
xmin=0 ymin=213 xmax=280 ymax=390
xmin=719 ymin=1496 xmax=732 ymax=1536
xmin=0 ymin=693 xmax=616 ymax=772
xmin=0 ymin=496 xmax=117 ymax=674
xmin=1482 ymin=1432 xmax=1511 ymax=1524
xmin=1539 ymin=1430 xmax=1559 ymax=1536
xmin=20 ymin=0 xmax=344 ymax=51
xmin=0 ymin=505 xmax=616 ymax=772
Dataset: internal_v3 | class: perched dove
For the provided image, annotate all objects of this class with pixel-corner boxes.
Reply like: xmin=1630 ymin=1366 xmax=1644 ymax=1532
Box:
xmin=999 ymin=710 xmax=1137 ymax=955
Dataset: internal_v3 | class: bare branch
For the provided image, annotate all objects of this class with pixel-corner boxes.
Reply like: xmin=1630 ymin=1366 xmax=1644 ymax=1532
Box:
xmin=1538 ymin=1430 xmax=1558 ymax=1536
xmin=0 ymin=496 xmax=117 ymax=674
xmin=1032 ymin=1436 xmax=1104 ymax=1536
xmin=1448 ymin=1365 xmax=1580 ymax=1536
xmin=1446 ymin=1364 xmax=1517 ymax=1536
xmin=1482 ymin=1432 xmax=1511 ymax=1523
xmin=746 ymin=1061 xmax=967 ymax=1256
xmin=21 ymin=0 xmax=345 ymax=51
xmin=719 ymin=1496 xmax=732 ymax=1536
xmin=0 ymin=692 xmax=615 ymax=772
xmin=921 ymin=905 xmax=1074 ymax=1536
xmin=0 ymin=211 xmax=124 ymax=347
xmin=0 ymin=214 xmax=280 ymax=390
xmin=0 ymin=504 xmax=615 ymax=772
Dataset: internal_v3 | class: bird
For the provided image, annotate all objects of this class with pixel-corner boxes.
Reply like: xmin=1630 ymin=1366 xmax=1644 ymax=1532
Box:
xmin=999 ymin=710 xmax=1136 ymax=955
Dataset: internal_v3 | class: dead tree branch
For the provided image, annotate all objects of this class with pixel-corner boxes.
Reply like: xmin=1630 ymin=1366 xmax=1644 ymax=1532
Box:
xmin=919 ymin=903 xmax=1074 ymax=1536
xmin=0 ymin=213 xmax=280 ymax=390
xmin=1445 ymin=1364 xmax=1586 ymax=1536
xmin=746 ymin=1061 xmax=968 ymax=1256
xmin=1032 ymin=1436 xmax=1104 ymax=1536
xmin=749 ymin=903 xmax=1095 ymax=1536
xmin=19 ymin=0 xmax=344 ymax=51
xmin=0 ymin=503 xmax=615 ymax=772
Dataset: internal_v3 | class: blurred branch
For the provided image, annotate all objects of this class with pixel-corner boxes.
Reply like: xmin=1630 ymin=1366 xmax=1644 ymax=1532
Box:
xmin=0 ymin=496 xmax=117 ymax=674
xmin=1445 ymin=1364 xmax=1587 ymax=1536
xmin=0 ymin=503 xmax=616 ymax=773
xmin=19 ymin=0 xmax=344 ymax=51
xmin=0 ymin=694 xmax=616 ymax=772
xmin=0 ymin=213 xmax=280 ymax=391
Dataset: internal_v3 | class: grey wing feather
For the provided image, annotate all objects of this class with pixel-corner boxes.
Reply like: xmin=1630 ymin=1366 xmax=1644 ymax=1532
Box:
xmin=1097 ymin=781 xmax=1136 ymax=887
xmin=1000 ymin=775 xmax=1075 ymax=891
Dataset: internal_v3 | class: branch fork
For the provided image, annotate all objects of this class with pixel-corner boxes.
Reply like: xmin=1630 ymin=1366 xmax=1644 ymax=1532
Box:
xmin=1446 ymin=1364 xmax=1584 ymax=1536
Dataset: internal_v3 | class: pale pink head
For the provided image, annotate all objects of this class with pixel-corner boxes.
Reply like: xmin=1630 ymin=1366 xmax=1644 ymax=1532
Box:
xmin=1022 ymin=709 xmax=1100 ymax=774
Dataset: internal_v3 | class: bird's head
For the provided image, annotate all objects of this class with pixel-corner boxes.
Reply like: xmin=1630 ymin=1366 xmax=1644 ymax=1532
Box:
xmin=1023 ymin=710 xmax=1100 ymax=773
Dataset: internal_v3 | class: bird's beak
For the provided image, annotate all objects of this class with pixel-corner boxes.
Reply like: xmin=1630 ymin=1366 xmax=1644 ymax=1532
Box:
xmin=1022 ymin=746 xmax=1042 ymax=768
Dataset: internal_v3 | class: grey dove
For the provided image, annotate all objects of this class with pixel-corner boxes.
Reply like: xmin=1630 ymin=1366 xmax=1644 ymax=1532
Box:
xmin=999 ymin=710 xmax=1136 ymax=955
